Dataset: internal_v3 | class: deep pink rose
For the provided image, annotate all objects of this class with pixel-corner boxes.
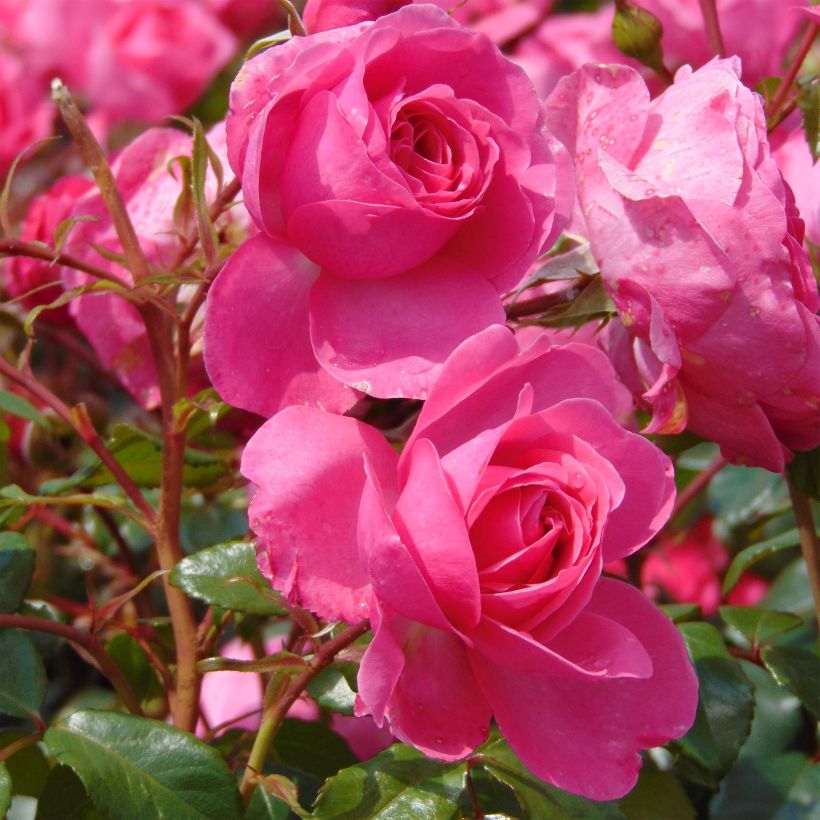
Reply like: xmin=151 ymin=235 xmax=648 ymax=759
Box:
xmin=546 ymin=59 xmax=820 ymax=471
xmin=0 ymin=50 xmax=51 ymax=175
xmin=642 ymin=518 xmax=768 ymax=614
xmin=242 ymin=325 xmax=697 ymax=800
xmin=84 ymin=0 xmax=236 ymax=126
xmin=64 ymin=123 xmax=250 ymax=409
xmin=205 ymin=5 xmax=572 ymax=416
xmin=303 ymin=0 xmax=554 ymax=44
xmin=206 ymin=0 xmax=281 ymax=38
xmin=4 ymin=175 xmax=94 ymax=327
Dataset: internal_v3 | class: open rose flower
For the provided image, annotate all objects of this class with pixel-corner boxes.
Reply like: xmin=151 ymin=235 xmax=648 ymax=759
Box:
xmin=546 ymin=59 xmax=820 ymax=471
xmin=242 ymin=326 xmax=697 ymax=800
xmin=204 ymin=5 xmax=571 ymax=416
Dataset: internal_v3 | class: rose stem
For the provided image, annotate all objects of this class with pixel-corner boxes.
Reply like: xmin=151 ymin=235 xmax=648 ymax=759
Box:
xmin=697 ymin=0 xmax=726 ymax=57
xmin=0 ymin=239 xmax=123 ymax=284
xmin=766 ymin=20 xmax=819 ymax=120
xmin=671 ymin=455 xmax=727 ymax=520
xmin=238 ymin=621 xmax=370 ymax=803
xmin=0 ymin=614 xmax=144 ymax=715
xmin=53 ymin=81 xmax=200 ymax=731
xmin=786 ymin=477 xmax=820 ymax=631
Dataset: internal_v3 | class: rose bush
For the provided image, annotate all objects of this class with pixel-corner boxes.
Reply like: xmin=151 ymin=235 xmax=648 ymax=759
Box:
xmin=546 ymin=58 xmax=820 ymax=471
xmin=204 ymin=4 xmax=572 ymax=416
xmin=242 ymin=325 xmax=698 ymax=799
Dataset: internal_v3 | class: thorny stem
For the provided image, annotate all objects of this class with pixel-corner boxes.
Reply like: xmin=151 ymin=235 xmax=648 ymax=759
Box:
xmin=0 ymin=239 xmax=123 ymax=284
xmin=786 ymin=476 xmax=820 ymax=632
xmin=54 ymin=81 xmax=201 ymax=732
xmin=0 ymin=614 xmax=144 ymax=715
xmin=0 ymin=356 xmax=156 ymax=524
xmin=697 ymin=0 xmax=726 ymax=57
xmin=766 ymin=21 xmax=819 ymax=121
xmin=238 ymin=621 xmax=370 ymax=803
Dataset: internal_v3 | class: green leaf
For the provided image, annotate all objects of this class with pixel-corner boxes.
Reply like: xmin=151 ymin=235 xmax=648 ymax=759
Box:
xmin=619 ymin=768 xmax=695 ymax=820
xmin=722 ymin=530 xmax=801 ymax=594
xmin=104 ymin=633 xmax=159 ymax=702
xmin=170 ymin=541 xmax=285 ymax=615
xmin=708 ymin=466 xmax=788 ymax=528
xmin=674 ymin=622 xmax=754 ymax=788
xmin=273 ymin=719 xmax=357 ymax=782
xmin=312 ymin=742 xmax=466 ymax=819
xmin=710 ymin=753 xmax=820 ymax=819
xmin=762 ymin=558 xmax=815 ymax=617
xmin=0 ymin=761 xmax=11 ymax=819
xmin=786 ymin=445 xmax=820 ymax=500
xmin=797 ymin=81 xmax=819 ymax=164
xmin=719 ymin=606 xmax=804 ymax=648
xmin=245 ymin=785 xmax=290 ymax=820
xmin=0 ymin=730 xmax=51 ymax=797
xmin=480 ymin=739 xmax=624 ymax=819
xmin=760 ymin=645 xmax=820 ymax=720
xmin=35 ymin=765 xmax=103 ymax=820
xmin=0 ymin=630 xmax=46 ymax=719
xmin=191 ymin=118 xmax=219 ymax=266
xmin=0 ymin=531 xmax=35 ymax=613
xmin=307 ymin=668 xmax=357 ymax=716
xmin=0 ymin=390 xmax=50 ymax=429
xmin=53 ymin=214 xmax=100 ymax=255
xmin=660 ymin=603 xmax=702 ymax=623
xmin=39 ymin=423 xmax=229 ymax=493
xmin=44 ymin=710 xmax=242 ymax=820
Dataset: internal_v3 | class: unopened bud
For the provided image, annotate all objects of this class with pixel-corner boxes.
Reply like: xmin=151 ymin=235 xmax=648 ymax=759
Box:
xmin=612 ymin=0 xmax=667 ymax=77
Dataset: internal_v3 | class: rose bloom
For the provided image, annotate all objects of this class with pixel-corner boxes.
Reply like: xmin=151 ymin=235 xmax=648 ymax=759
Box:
xmin=545 ymin=59 xmax=820 ymax=472
xmin=4 ymin=175 xmax=94 ymax=327
xmin=302 ymin=0 xmax=554 ymax=44
xmin=204 ymin=5 xmax=571 ymax=417
xmin=641 ymin=518 xmax=768 ymax=615
xmin=242 ymin=325 xmax=698 ymax=800
xmin=84 ymin=0 xmax=236 ymax=128
xmin=64 ymin=123 xmax=250 ymax=409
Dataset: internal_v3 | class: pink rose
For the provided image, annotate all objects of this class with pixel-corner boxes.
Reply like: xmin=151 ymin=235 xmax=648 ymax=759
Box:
xmin=303 ymin=0 xmax=554 ymax=44
xmin=84 ymin=0 xmax=236 ymax=126
xmin=64 ymin=123 xmax=250 ymax=409
xmin=546 ymin=59 xmax=820 ymax=471
xmin=0 ymin=50 xmax=51 ymax=175
xmin=242 ymin=325 xmax=697 ymax=800
xmin=4 ymin=175 xmax=94 ymax=327
xmin=642 ymin=518 xmax=768 ymax=614
xmin=205 ymin=5 xmax=571 ymax=416
xmin=206 ymin=0 xmax=281 ymax=38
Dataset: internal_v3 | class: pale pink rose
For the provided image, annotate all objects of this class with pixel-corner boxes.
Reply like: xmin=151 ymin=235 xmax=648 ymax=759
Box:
xmin=771 ymin=111 xmax=820 ymax=246
xmin=4 ymin=175 xmax=93 ymax=327
xmin=64 ymin=123 xmax=250 ymax=409
xmin=642 ymin=518 xmax=768 ymax=614
xmin=639 ymin=0 xmax=808 ymax=89
xmin=205 ymin=5 xmax=572 ymax=416
xmin=206 ymin=0 xmax=281 ymax=38
xmin=303 ymin=0 xmax=554 ymax=44
xmin=84 ymin=0 xmax=236 ymax=126
xmin=546 ymin=59 xmax=820 ymax=471
xmin=0 ymin=50 xmax=51 ymax=175
xmin=242 ymin=325 xmax=697 ymax=800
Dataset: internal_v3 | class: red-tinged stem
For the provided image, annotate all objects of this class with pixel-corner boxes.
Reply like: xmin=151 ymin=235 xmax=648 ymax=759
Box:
xmin=0 ymin=733 xmax=43 ymax=762
xmin=238 ymin=621 xmax=370 ymax=802
xmin=0 ymin=357 xmax=156 ymax=525
xmin=767 ymin=22 xmax=819 ymax=120
xmin=505 ymin=281 xmax=583 ymax=320
xmin=786 ymin=476 xmax=820 ymax=632
xmin=0 ymin=239 xmax=121 ymax=284
xmin=672 ymin=456 xmax=727 ymax=519
xmin=0 ymin=614 xmax=143 ymax=715
xmin=697 ymin=0 xmax=726 ymax=57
